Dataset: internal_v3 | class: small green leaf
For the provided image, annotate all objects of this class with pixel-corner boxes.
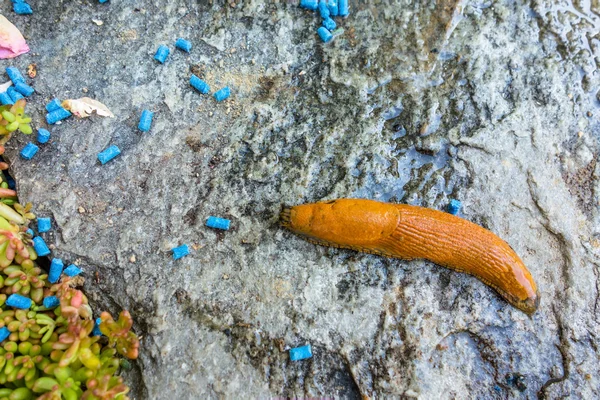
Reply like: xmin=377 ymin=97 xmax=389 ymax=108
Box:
xmin=18 ymin=124 xmax=32 ymax=135
xmin=31 ymin=376 xmax=59 ymax=393
xmin=1 ymin=111 xmax=15 ymax=123
xmin=6 ymin=121 xmax=18 ymax=132
xmin=7 ymin=386 xmax=33 ymax=400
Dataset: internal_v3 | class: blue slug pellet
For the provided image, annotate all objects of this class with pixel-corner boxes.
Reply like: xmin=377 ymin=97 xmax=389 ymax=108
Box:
xmin=48 ymin=258 xmax=64 ymax=283
xmin=289 ymin=345 xmax=312 ymax=361
xmin=5 ymin=67 xmax=25 ymax=84
xmin=37 ymin=128 xmax=50 ymax=144
xmin=154 ymin=45 xmax=170 ymax=63
xmin=6 ymin=175 xmax=15 ymax=190
xmin=447 ymin=199 xmax=462 ymax=215
xmin=20 ymin=143 xmax=39 ymax=160
xmin=7 ymin=87 xmax=23 ymax=102
xmin=338 ymin=0 xmax=349 ymax=16
xmin=175 ymin=38 xmax=192 ymax=52
xmin=190 ymin=75 xmax=210 ymax=94
xmin=0 ymin=327 xmax=9 ymax=342
xmin=214 ymin=87 xmax=230 ymax=102
xmin=43 ymin=296 xmax=60 ymax=309
xmin=318 ymin=0 xmax=330 ymax=18
xmin=138 ymin=110 xmax=154 ymax=132
xmin=14 ymin=82 xmax=34 ymax=96
xmin=317 ymin=27 xmax=333 ymax=43
xmin=14 ymin=2 xmax=33 ymax=15
xmin=322 ymin=17 xmax=336 ymax=31
xmin=0 ymin=92 xmax=13 ymax=105
xmin=26 ymin=229 xmax=34 ymax=236
xmin=46 ymin=108 xmax=71 ymax=124
xmin=328 ymin=0 xmax=338 ymax=16
xmin=32 ymin=236 xmax=51 ymax=257
xmin=172 ymin=244 xmax=189 ymax=260
xmin=300 ymin=0 xmax=318 ymax=10
xmin=92 ymin=317 xmax=102 ymax=336
xmin=99 ymin=0 xmax=109 ymax=3
xmin=206 ymin=216 xmax=230 ymax=231
xmin=64 ymin=264 xmax=82 ymax=277
xmin=37 ymin=217 xmax=51 ymax=233
xmin=46 ymin=99 xmax=62 ymax=112
xmin=98 ymin=145 xmax=121 ymax=165
xmin=6 ymin=294 xmax=32 ymax=309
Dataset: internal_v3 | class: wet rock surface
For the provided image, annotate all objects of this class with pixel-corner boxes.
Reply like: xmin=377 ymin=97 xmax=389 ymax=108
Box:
xmin=2 ymin=0 xmax=599 ymax=398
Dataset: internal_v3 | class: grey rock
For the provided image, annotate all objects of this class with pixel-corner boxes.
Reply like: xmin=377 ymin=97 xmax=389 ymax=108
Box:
xmin=4 ymin=0 xmax=599 ymax=398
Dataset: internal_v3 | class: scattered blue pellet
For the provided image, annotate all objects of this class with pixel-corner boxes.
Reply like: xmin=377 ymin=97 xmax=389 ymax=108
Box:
xmin=37 ymin=128 xmax=50 ymax=144
xmin=99 ymin=0 xmax=109 ymax=3
xmin=328 ymin=0 xmax=338 ymax=16
xmin=20 ymin=142 xmax=39 ymax=160
xmin=447 ymin=199 xmax=462 ymax=215
xmin=14 ymin=82 xmax=34 ymax=97
xmin=26 ymin=229 xmax=34 ymax=236
xmin=64 ymin=264 xmax=82 ymax=277
xmin=97 ymin=145 xmax=121 ymax=165
xmin=48 ymin=258 xmax=64 ymax=283
xmin=32 ymin=236 xmax=51 ymax=257
xmin=6 ymin=294 xmax=32 ymax=309
xmin=190 ymin=75 xmax=210 ymax=94
xmin=322 ymin=17 xmax=336 ymax=31
xmin=206 ymin=216 xmax=230 ymax=231
xmin=338 ymin=0 xmax=349 ymax=16
xmin=0 ymin=327 xmax=9 ymax=342
xmin=138 ymin=110 xmax=154 ymax=132
xmin=172 ymin=244 xmax=189 ymax=260
xmin=317 ymin=27 xmax=333 ymax=43
xmin=0 ymin=92 xmax=13 ymax=105
xmin=318 ymin=0 xmax=330 ymax=18
xmin=92 ymin=317 xmax=102 ymax=336
xmin=7 ymin=86 xmax=23 ymax=102
xmin=43 ymin=296 xmax=60 ymax=309
xmin=289 ymin=344 xmax=312 ymax=361
xmin=45 ymin=98 xmax=62 ymax=112
xmin=46 ymin=107 xmax=71 ymax=124
xmin=154 ymin=45 xmax=169 ymax=63
xmin=37 ymin=217 xmax=51 ymax=233
xmin=5 ymin=67 xmax=25 ymax=84
xmin=175 ymin=38 xmax=192 ymax=52
xmin=493 ymin=385 xmax=502 ymax=392
xmin=300 ymin=0 xmax=318 ymax=10
xmin=6 ymin=175 xmax=15 ymax=190
xmin=214 ymin=87 xmax=230 ymax=102
xmin=14 ymin=2 xmax=33 ymax=15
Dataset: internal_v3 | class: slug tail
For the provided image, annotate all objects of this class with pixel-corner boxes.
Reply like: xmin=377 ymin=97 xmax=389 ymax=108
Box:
xmin=516 ymin=289 xmax=540 ymax=316
xmin=385 ymin=204 xmax=540 ymax=315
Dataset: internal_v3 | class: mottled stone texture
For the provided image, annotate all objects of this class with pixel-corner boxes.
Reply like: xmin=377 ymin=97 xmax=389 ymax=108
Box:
xmin=2 ymin=0 xmax=599 ymax=398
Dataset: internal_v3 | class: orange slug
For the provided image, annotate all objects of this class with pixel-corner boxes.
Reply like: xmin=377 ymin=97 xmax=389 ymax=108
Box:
xmin=280 ymin=198 xmax=539 ymax=315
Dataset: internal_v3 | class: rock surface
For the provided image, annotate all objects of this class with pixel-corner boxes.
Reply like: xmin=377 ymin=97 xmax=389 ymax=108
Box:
xmin=2 ymin=0 xmax=599 ymax=398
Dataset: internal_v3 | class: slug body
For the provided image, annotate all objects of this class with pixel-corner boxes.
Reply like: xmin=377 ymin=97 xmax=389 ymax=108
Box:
xmin=281 ymin=199 xmax=539 ymax=315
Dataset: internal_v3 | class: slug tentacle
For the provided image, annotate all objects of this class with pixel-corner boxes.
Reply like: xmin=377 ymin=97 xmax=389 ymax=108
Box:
xmin=280 ymin=207 xmax=292 ymax=228
xmin=281 ymin=199 xmax=539 ymax=315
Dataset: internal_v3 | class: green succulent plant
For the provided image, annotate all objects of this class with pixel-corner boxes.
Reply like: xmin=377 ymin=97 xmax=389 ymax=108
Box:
xmin=0 ymin=100 xmax=33 ymax=136
xmin=0 ymin=97 xmax=139 ymax=400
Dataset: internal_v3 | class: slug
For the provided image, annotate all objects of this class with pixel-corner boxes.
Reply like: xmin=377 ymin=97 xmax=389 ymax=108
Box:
xmin=280 ymin=198 xmax=539 ymax=315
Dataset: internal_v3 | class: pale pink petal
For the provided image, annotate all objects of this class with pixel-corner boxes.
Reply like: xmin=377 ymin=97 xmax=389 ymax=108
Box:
xmin=62 ymin=98 xmax=115 ymax=118
xmin=0 ymin=81 xmax=12 ymax=92
xmin=0 ymin=14 xmax=30 ymax=59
